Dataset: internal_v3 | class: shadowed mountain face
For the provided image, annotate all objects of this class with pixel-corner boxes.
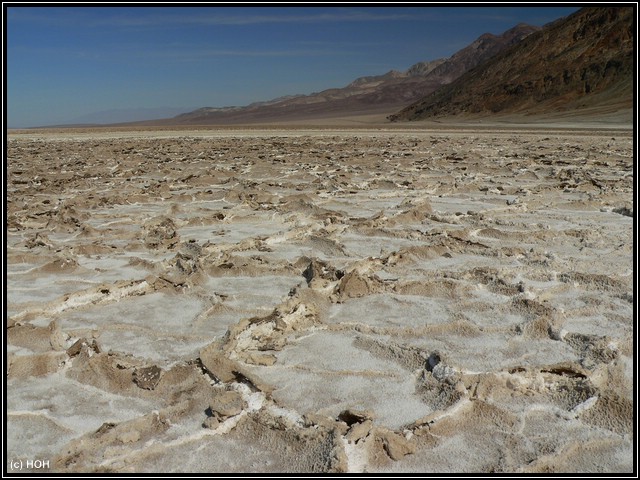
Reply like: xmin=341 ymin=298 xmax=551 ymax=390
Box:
xmin=161 ymin=24 xmax=539 ymax=125
xmin=388 ymin=7 xmax=634 ymax=122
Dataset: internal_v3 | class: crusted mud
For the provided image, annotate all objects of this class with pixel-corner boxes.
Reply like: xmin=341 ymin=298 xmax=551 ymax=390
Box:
xmin=6 ymin=127 xmax=633 ymax=473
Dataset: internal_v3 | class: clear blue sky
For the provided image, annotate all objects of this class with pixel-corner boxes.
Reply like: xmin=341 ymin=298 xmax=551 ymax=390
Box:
xmin=6 ymin=5 xmax=581 ymax=127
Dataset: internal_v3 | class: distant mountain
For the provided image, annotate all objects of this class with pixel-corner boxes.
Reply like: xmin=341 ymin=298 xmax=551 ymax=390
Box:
xmin=418 ymin=23 xmax=541 ymax=85
xmin=159 ymin=23 xmax=539 ymax=125
xmin=388 ymin=7 xmax=633 ymax=121
xmin=66 ymin=107 xmax=197 ymax=125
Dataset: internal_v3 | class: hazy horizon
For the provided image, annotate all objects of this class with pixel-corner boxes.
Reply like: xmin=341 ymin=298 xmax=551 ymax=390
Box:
xmin=6 ymin=5 xmax=580 ymax=128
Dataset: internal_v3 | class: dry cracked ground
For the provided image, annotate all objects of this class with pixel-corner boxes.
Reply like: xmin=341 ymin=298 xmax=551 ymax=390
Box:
xmin=5 ymin=127 xmax=634 ymax=473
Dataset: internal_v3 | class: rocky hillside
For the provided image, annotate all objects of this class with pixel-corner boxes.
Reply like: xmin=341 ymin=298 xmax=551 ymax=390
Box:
xmin=422 ymin=23 xmax=541 ymax=85
xmin=388 ymin=7 xmax=634 ymax=121
xmin=166 ymin=24 xmax=539 ymax=125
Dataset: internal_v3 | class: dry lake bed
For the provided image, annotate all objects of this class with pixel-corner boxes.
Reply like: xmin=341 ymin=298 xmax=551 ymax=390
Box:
xmin=5 ymin=126 xmax=634 ymax=473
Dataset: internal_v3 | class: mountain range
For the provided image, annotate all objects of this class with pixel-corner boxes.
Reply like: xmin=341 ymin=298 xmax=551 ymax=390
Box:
xmin=389 ymin=6 xmax=634 ymax=122
xmin=150 ymin=23 xmax=540 ymax=125
xmin=131 ymin=6 xmax=633 ymax=126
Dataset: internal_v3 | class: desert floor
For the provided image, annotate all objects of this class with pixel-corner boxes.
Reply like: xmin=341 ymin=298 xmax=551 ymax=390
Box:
xmin=6 ymin=124 xmax=634 ymax=473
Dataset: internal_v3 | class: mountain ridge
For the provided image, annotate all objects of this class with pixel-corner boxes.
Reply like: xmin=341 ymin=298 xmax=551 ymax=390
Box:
xmin=388 ymin=7 xmax=634 ymax=122
xmin=159 ymin=23 xmax=540 ymax=125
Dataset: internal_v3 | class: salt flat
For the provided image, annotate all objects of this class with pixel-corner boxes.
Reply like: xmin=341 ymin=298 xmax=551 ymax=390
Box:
xmin=5 ymin=126 xmax=633 ymax=473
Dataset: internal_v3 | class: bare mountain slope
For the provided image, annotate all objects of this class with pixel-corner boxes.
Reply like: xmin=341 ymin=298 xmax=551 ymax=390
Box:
xmin=160 ymin=24 xmax=539 ymax=125
xmin=388 ymin=7 xmax=634 ymax=122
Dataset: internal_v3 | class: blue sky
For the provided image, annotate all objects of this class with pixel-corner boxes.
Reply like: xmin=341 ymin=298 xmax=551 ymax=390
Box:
xmin=5 ymin=5 xmax=581 ymax=127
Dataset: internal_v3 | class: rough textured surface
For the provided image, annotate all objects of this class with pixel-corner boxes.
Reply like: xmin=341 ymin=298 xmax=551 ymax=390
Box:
xmin=6 ymin=126 xmax=633 ymax=473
